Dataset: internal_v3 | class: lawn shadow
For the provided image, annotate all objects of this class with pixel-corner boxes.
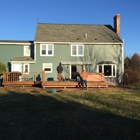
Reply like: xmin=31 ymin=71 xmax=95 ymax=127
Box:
xmin=0 ymin=90 xmax=140 ymax=140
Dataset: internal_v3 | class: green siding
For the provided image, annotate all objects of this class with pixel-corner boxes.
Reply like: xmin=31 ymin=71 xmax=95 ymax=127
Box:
xmin=0 ymin=42 xmax=123 ymax=83
xmin=0 ymin=44 xmax=24 ymax=70
xmin=32 ymin=43 xmax=123 ymax=83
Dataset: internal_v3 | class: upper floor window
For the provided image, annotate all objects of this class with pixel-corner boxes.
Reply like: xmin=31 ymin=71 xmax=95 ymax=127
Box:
xmin=97 ymin=63 xmax=116 ymax=77
xmin=71 ymin=45 xmax=84 ymax=56
xmin=24 ymin=46 xmax=30 ymax=56
xmin=43 ymin=63 xmax=52 ymax=73
xmin=40 ymin=44 xmax=54 ymax=56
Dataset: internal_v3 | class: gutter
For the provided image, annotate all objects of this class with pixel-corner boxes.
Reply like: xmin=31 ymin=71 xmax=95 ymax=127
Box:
xmin=10 ymin=61 xmax=36 ymax=64
xmin=34 ymin=41 xmax=123 ymax=45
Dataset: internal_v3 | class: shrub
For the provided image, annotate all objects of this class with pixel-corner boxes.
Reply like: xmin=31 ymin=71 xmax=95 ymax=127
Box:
xmin=123 ymin=69 xmax=140 ymax=85
xmin=0 ymin=61 xmax=6 ymax=74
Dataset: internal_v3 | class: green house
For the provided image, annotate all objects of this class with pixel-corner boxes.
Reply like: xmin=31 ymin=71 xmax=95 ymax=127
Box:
xmin=0 ymin=14 xmax=124 ymax=84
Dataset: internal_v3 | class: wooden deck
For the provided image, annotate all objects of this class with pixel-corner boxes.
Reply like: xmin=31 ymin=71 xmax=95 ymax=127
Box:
xmin=2 ymin=71 xmax=109 ymax=88
xmin=2 ymin=80 xmax=108 ymax=88
xmin=2 ymin=81 xmax=41 ymax=87
xmin=42 ymin=81 xmax=108 ymax=89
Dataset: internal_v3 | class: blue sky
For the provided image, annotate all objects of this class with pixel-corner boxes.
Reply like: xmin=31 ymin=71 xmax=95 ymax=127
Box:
xmin=0 ymin=0 xmax=140 ymax=57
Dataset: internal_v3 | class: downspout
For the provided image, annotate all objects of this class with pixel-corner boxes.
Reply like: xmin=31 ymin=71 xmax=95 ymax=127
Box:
xmin=121 ymin=39 xmax=124 ymax=84
xmin=34 ymin=43 xmax=36 ymax=61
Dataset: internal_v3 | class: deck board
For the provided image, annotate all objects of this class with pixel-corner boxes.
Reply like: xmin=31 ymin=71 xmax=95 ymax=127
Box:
xmin=42 ymin=81 xmax=108 ymax=88
xmin=2 ymin=71 xmax=109 ymax=88
xmin=2 ymin=81 xmax=41 ymax=86
xmin=2 ymin=80 xmax=108 ymax=88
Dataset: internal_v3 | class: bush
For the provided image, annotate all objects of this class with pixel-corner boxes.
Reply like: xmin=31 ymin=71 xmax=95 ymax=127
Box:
xmin=0 ymin=61 xmax=6 ymax=74
xmin=123 ymin=69 xmax=140 ymax=85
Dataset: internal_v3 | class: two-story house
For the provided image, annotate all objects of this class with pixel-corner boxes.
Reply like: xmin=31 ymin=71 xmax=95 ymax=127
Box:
xmin=0 ymin=14 xmax=124 ymax=84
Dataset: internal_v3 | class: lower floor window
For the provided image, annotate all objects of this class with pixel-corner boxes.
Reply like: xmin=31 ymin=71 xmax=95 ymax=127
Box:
xmin=43 ymin=63 xmax=52 ymax=73
xmin=97 ymin=64 xmax=116 ymax=77
xmin=24 ymin=64 xmax=29 ymax=73
xmin=23 ymin=64 xmax=29 ymax=74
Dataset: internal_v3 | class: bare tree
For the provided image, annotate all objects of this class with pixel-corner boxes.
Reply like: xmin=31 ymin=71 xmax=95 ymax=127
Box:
xmin=130 ymin=53 xmax=140 ymax=71
xmin=123 ymin=53 xmax=140 ymax=85
xmin=71 ymin=45 xmax=102 ymax=73
xmin=124 ymin=56 xmax=131 ymax=69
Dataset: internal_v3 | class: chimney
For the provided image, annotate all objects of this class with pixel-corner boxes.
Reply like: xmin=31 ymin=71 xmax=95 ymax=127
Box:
xmin=114 ymin=14 xmax=120 ymax=37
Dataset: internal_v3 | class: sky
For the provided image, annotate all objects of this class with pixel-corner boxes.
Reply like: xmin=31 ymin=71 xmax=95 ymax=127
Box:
xmin=0 ymin=0 xmax=140 ymax=57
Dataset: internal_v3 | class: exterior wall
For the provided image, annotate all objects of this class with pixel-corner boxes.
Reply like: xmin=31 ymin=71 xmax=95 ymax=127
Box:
xmin=33 ymin=43 xmax=123 ymax=83
xmin=0 ymin=44 xmax=34 ymax=71
xmin=0 ymin=42 xmax=123 ymax=84
xmin=32 ymin=44 xmax=71 ymax=81
xmin=0 ymin=44 xmax=23 ymax=71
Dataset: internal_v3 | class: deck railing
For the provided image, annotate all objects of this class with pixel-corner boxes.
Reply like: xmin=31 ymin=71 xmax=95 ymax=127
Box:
xmin=3 ymin=71 xmax=45 ymax=82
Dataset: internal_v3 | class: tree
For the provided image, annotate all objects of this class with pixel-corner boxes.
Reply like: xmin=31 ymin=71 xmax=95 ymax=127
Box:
xmin=130 ymin=53 xmax=140 ymax=71
xmin=0 ymin=61 xmax=6 ymax=74
xmin=123 ymin=53 xmax=140 ymax=85
xmin=124 ymin=57 xmax=131 ymax=69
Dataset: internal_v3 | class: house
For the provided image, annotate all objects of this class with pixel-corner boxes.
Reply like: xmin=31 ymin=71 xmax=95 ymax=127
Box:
xmin=0 ymin=14 xmax=124 ymax=84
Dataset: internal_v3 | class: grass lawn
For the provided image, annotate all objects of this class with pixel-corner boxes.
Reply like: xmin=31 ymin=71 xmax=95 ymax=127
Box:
xmin=0 ymin=86 xmax=140 ymax=140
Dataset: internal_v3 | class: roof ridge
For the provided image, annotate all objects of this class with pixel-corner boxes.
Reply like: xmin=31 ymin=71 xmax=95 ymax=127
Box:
xmin=37 ymin=23 xmax=111 ymax=26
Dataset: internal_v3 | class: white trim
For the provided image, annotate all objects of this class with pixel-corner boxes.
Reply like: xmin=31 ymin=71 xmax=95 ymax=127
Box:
xmin=24 ymin=46 xmax=31 ymax=56
xmin=69 ymin=65 xmax=72 ymax=79
xmin=10 ymin=61 xmax=35 ymax=64
xmin=122 ymin=41 xmax=124 ymax=75
xmin=0 ymin=42 xmax=32 ymax=45
xmin=34 ymin=43 xmax=36 ymax=60
xmin=61 ymin=61 xmax=92 ymax=65
xmin=43 ymin=63 xmax=52 ymax=73
xmin=34 ymin=41 xmax=123 ymax=45
xmin=97 ymin=64 xmax=117 ymax=77
xmin=11 ymin=63 xmax=22 ymax=72
xmin=40 ymin=44 xmax=54 ymax=56
xmin=0 ymin=41 xmax=123 ymax=45
xmin=71 ymin=44 xmax=84 ymax=56
xmin=23 ymin=64 xmax=30 ymax=74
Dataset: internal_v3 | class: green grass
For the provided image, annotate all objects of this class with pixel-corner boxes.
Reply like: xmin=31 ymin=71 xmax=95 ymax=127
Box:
xmin=0 ymin=87 xmax=140 ymax=140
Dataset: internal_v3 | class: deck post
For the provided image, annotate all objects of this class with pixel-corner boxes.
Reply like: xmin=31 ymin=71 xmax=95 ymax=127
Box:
xmin=3 ymin=71 xmax=5 ymax=82
xmin=42 ymin=70 xmax=45 ymax=84
xmin=3 ymin=71 xmax=8 ymax=83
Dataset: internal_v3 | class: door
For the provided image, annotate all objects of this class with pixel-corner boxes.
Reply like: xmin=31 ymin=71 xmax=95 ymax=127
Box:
xmin=71 ymin=65 xmax=83 ymax=79
xmin=71 ymin=65 xmax=77 ymax=79
xmin=12 ymin=64 xmax=22 ymax=81
xmin=12 ymin=64 xmax=21 ymax=72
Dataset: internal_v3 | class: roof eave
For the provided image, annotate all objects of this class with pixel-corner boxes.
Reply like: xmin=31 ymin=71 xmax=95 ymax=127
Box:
xmin=0 ymin=40 xmax=34 ymax=45
xmin=34 ymin=41 xmax=123 ymax=45
xmin=10 ymin=61 xmax=36 ymax=64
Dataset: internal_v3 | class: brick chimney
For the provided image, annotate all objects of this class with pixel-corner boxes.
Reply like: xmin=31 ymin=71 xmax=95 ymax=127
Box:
xmin=114 ymin=14 xmax=120 ymax=37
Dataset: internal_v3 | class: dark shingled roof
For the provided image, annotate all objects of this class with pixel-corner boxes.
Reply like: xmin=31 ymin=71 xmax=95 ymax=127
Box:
xmin=35 ymin=23 xmax=123 ymax=43
xmin=0 ymin=40 xmax=33 ymax=44
xmin=10 ymin=57 xmax=34 ymax=61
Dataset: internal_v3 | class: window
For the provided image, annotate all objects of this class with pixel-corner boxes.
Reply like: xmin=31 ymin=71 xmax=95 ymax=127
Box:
xmin=71 ymin=45 xmax=84 ymax=56
xmin=24 ymin=46 xmax=30 ymax=56
xmin=40 ymin=44 xmax=54 ymax=56
xmin=43 ymin=63 xmax=52 ymax=73
xmin=23 ymin=64 xmax=29 ymax=74
xmin=97 ymin=64 xmax=116 ymax=77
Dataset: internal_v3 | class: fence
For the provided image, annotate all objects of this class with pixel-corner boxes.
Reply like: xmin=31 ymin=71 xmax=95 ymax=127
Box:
xmin=3 ymin=71 xmax=45 ymax=82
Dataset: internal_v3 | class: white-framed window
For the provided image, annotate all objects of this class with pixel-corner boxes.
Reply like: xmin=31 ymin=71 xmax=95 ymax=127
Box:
xmin=40 ymin=44 xmax=54 ymax=56
xmin=97 ymin=64 xmax=116 ymax=77
xmin=23 ymin=64 xmax=29 ymax=74
xmin=71 ymin=45 xmax=84 ymax=56
xmin=43 ymin=63 xmax=52 ymax=73
xmin=24 ymin=46 xmax=30 ymax=56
